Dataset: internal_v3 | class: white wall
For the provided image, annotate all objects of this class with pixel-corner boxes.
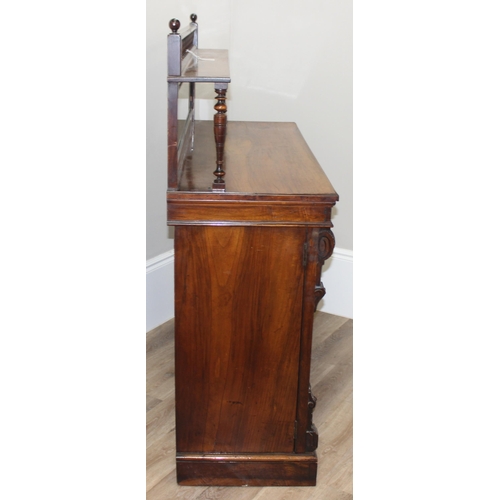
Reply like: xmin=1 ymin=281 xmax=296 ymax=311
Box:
xmin=146 ymin=0 xmax=353 ymax=328
xmin=228 ymin=0 xmax=352 ymax=250
xmin=146 ymin=0 xmax=173 ymax=260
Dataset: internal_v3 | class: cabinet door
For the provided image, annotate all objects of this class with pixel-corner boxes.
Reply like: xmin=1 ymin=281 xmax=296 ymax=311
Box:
xmin=174 ymin=225 xmax=306 ymax=453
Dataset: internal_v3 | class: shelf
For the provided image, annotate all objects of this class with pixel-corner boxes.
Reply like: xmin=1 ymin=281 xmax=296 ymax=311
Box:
xmin=170 ymin=121 xmax=338 ymax=198
xmin=167 ymin=49 xmax=230 ymax=84
xmin=167 ymin=121 xmax=338 ymax=226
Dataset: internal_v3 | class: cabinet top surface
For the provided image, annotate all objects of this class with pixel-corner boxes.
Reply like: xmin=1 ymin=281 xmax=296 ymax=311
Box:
xmin=168 ymin=49 xmax=230 ymax=83
xmin=169 ymin=121 xmax=338 ymax=202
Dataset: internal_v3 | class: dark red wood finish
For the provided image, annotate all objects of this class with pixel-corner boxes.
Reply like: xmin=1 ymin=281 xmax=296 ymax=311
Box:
xmin=166 ymin=16 xmax=338 ymax=487
xmin=212 ymin=87 xmax=228 ymax=191
xmin=168 ymin=120 xmax=337 ymax=486
xmin=174 ymin=226 xmax=305 ymax=454
xmin=167 ymin=15 xmax=231 ymax=191
xmin=176 ymin=453 xmax=317 ymax=486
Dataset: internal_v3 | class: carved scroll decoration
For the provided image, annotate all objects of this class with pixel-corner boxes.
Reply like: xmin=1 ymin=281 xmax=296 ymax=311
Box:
xmin=318 ymin=228 xmax=335 ymax=266
xmin=305 ymin=228 xmax=336 ymax=451
xmin=305 ymin=384 xmax=319 ymax=451
xmin=313 ymin=284 xmax=326 ymax=311
xmin=313 ymin=229 xmax=335 ymax=311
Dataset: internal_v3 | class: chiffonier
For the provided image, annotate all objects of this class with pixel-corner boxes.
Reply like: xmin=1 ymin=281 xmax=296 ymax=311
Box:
xmin=166 ymin=14 xmax=339 ymax=486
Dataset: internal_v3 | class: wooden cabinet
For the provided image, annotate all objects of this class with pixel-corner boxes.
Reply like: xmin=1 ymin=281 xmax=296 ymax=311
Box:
xmin=166 ymin=15 xmax=338 ymax=487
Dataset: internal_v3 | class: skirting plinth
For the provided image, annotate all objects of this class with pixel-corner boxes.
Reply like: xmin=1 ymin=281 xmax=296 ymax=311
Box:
xmin=176 ymin=452 xmax=318 ymax=486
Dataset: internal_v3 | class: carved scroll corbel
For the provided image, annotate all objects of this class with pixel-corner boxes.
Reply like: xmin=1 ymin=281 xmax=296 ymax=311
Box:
xmin=313 ymin=284 xmax=326 ymax=311
xmin=298 ymin=228 xmax=336 ymax=453
xmin=313 ymin=229 xmax=335 ymax=311
xmin=305 ymin=384 xmax=319 ymax=451
xmin=318 ymin=228 xmax=335 ymax=266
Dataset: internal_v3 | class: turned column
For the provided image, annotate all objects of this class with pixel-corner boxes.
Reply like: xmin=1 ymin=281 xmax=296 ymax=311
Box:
xmin=212 ymin=84 xmax=228 ymax=191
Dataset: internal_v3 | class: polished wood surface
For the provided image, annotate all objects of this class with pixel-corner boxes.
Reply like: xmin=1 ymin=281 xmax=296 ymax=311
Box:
xmin=174 ymin=226 xmax=305 ymax=454
xmin=167 ymin=121 xmax=339 ymax=227
xmin=167 ymin=14 xmax=231 ymax=191
xmin=169 ymin=121 xmax=338 ymax=197
xmin=166 ymin=21 xmax=340 ymax=485
xmin=146 ymin=312 xmax=353 ymax=498
xmin=167 ymin=117 xmax=338 ymax=484
xmin=212 ymin=87 xmax=228 ymax=190
xmin=171 ymin=222 xmax=336 ymax=485
xmin=176 ymin=459 xmax=317 ymax=487
xmin=167 ymin=199 xmax=334 ymax=226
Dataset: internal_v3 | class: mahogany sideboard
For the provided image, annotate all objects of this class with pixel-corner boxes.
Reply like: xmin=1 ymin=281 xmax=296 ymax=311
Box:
xmin=166 ymin=15 xmax=339 ymax=487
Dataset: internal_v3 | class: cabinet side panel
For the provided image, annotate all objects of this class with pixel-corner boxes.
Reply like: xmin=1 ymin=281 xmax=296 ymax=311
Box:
xmin=174 ymin=226 xmax=305 ymax=453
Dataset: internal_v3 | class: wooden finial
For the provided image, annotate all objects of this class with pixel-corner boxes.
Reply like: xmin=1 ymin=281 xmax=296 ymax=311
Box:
xmin=169 ymin=18 xmax=180 ymax=33
xmin=190 ymin=13 xmax=197 ymax=23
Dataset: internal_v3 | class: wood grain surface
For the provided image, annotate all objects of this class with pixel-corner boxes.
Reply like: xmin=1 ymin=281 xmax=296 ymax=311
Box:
xmin=174 ymin=226 xmax=305 ymax=454
xmin=146 ymin=312 xmax=353 ymax=498
xmin=169 ymin=121 xmax=339 ymax=198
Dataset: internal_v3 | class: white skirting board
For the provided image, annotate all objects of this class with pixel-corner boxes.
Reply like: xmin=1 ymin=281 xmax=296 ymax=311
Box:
xmin=146 ymin=247 xmax=353 ymax=332
xmin=146 ymin=250 xmax=175 ymax=332
xmin=316 ymin=248 xmax=353 ymax=320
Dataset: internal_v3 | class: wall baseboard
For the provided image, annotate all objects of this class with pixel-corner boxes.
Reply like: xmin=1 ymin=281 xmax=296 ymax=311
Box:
xmin=146 ymin=249 xmax=175 ymax=332
xmin=146 ymin=247 xmax=352 ymax=332
xmin=316 ymin=248 xmax=353 ymax=319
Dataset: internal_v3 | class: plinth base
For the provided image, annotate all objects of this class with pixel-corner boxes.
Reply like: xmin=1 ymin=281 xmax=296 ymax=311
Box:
xmin=176 ymin=452 xmax=317 ymax=486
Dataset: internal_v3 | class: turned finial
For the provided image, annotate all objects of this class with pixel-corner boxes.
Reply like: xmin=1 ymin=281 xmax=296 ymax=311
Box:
xmin=190 ymin=13 xmax=197 ymax=23
xmin=169 ymin=18 xmax=180 ymax=33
